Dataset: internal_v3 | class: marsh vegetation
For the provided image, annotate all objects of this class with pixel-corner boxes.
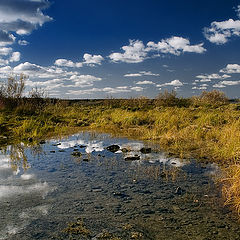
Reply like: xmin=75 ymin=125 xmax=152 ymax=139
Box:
xmin=1 ymin=75 xmax=240 ymax=224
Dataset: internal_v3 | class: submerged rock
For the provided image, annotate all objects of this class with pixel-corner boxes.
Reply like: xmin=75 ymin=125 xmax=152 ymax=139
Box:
xmin=140 ymin=147 xmax=151 ymax=154
xmin=175 ymin=186 xmax=184 ymax=195
xmin=125 ymin=155 xmax=140 ymax=161
xmin=71 ymin=151 xmax=81 ymax=157
xmin=39 ymin=140 xmax=46 ymax=144
xmin=121 ymin=148 xmax=130 ymax=153
xmin=106 ymin=144 xmax=120 ymax=153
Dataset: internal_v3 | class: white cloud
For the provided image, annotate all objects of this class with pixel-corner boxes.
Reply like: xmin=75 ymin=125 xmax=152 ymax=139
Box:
xmin=54 ymin=59 xmax=83 ymax=68
xmin=236 ymin=5 xmax=240 ymax=18
xmin=136 ymin=80 xmax=155 ymax=85
xmin=0 ymin=30 xmax=15 ymax=46
xmin=213 ymin=80 xmax=240 ymax=88
xmin=109 ymin=37 xmax=206 ymax=63
xmin=147 ymin=36 xmax=206 ymax=55
xmin=212 ymin=83 xmax=226 ymax=88
xmin=69 ymin=74 xmax=102 ymax=88
xmin=25 ymin=78 xmax=64 ymax=90
xmin=102 ymin=87 xmax=131 ymax=94
xmin=130 ymin=86 xmax=144 ymax=92
xmin=109 ymin=40 xmax=147 ymax=63
xmin=220 ymin=64 xmax=240 ymax=73
xmin=54 ymin=54 xmax=104 ymax=68
xmin=67 ymin=85 xmax=142 ymax=95
xmin=18 ymin=40 xmax=29 ymax=46
xmin=195 ymin=73 xmax=231 ymax=82
xmin=204 ymin=19 xmax=240 ymax=44
xmin=124 ymin=71 xmax=160 ymax=77
xmin=9 ymin=52 xmax=20 ymax=62
xmin=124 ymin=73 xmax=142 ymax=77
xmin=192 ymin=86 xmax=208 ymax=90
xmin=157 ymin=79 xmax=183 ymax=87
xmin=0 ymin=0 xmax=52 ymax=36
xmin=83 ymin=54 xmax=104 ymax=65
xmin=220 ymin=80 xmax=240 ymax=85
xmin=0 ymin=59 xmax=9 ymax=66
xmin=5 ymin=62 xmax=78 ymax=80
xmin=0 ymin=47 xmax=12 ymax=56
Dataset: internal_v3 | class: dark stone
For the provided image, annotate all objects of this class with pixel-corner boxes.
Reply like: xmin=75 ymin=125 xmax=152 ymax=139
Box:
xmin=79 ymin=145 xmax=86 ymax=148
xmin=71 ymin=151 xmax=81 ymax=157
xmin=59 ymin=149 xmax=65 ymax=152
xmin=143 ymin=209 xmax=155 ymax=214
xmin=28 ymin=137 xmax=33 ymax=142
xmin=125 ymin=155 xmax=140 ymax=161
xmin=121 ymin=148 xmax=130 ymax=153
xmin=39 ymin=140 xmax=46 ymax=144
xmin=50 ymin=150 xmax=55 ymax=153
xmin=175 ymin=186 xmax=184 ymax=195
xmin=113 ymin=192 xmax=129 ymax=198
xmin=82 ymin=158 xmax=89 ymax=162
xmin=140 ymin=147 xmax=152 ymax=154
xmin=106 ymin=144 xmax=120 ymax=153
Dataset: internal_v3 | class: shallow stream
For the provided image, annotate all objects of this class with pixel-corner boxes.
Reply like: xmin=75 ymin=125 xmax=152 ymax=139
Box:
xmin=0 ymin=131 xmax=240 ymax=240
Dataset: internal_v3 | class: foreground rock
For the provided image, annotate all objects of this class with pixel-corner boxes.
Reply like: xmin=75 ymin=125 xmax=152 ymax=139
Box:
xmin=140 ymin=147 xmax=151 ymax=154
xmin=106 ymin=144 xmax=120 ymax=153
xmin=124 ymin=155 xmax=140 ymax=161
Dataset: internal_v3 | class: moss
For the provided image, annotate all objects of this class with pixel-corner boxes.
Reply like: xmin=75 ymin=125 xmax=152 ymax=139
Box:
xmin=63 ymin=219 xmax=90 ymax=236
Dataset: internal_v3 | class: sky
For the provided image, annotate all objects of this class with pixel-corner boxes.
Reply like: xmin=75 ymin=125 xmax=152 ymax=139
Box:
xmin=0 ymin=0 xmax=240 ymax=99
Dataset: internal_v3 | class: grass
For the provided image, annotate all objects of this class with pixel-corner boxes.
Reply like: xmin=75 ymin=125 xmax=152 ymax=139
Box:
xmin=1 ymin=90 xmax=240 ymax=217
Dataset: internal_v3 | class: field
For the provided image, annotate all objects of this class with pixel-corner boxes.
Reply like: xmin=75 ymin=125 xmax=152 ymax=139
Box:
xmin=1 ymin=80 xmax=240 ymax=217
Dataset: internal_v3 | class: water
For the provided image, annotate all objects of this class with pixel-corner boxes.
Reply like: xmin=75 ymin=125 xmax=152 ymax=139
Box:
xmin=0 ymin=131 xmax=240 ymax=240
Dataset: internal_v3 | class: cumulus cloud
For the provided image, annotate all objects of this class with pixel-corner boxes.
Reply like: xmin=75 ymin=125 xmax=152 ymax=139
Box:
xmin=204 ymin=7 xmax=240 ymax=45
xmin=24 ymin=78 xmax=64 ymax=90
xmin=236 ymin=5 xmax=240 ymax=18
xmin=147 ymin=36 xmax=206 ymax=55
xmin=130 ymin=86 xmax=144 ymax=91
xmin=67 ymin=85 xmax=144 ymax=96
xmin=195 ymin=73 xmax=231 ymax=82
xmin=54 ymin=59 xmax=83 ymax=68
xmin=192 ymin=86 xmax=208 ymax=90
xmin=0 ymin=30 xmax=15 ymax=46
xmin=0 ymin=59 xmax=9 ymax=66
xmin=0 ymin=0 xmax=52 ymax=36
xmin=83 ymin=54 xmax=104 ymax=66
xmin=0 ymin=47 xmax=12 ymax=56
xmin=18 ymin=40 xmax=29 ymax=46
xmin=157 ymin=79 xmax=183 ymax=87
xmin=124 ymin=71 xmax=160 ymax=77
xmin=10 ymin=52 xmax=21 ymax=62
xmin=220 ymin=64 xmax=240 ymax=74
xmin=136 ymin=80 xmax=155 ymax=85
xmin=109 ymin=37 xmax=206 ymax=63
xmin=69 ymin=74 xmax=102 ymax=88
xmin=213 ymin=80 xmax=240 ymax=88
xmin=0 ymin=62 xmax=78 ymax=80
xmin=109 ymin=40 xmax=147 ymax=63
xmin=54 ymin=54 xmax=104 ymax=68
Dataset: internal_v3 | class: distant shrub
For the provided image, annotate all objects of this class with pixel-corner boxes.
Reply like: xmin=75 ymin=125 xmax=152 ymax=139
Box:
xmin=192 ymin=90 xmax=229 ymax=107
xmin=0 ymin=74 xmax=27 ymax=108
xmin=5 ymin=74 xmax=26 ymax=99
xmin=155 ymin=90 xmax=190 ymax=107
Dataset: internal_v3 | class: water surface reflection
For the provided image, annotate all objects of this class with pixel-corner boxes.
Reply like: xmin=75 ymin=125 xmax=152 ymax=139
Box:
xmin=0 ymin=131 xmax=239 ymax=239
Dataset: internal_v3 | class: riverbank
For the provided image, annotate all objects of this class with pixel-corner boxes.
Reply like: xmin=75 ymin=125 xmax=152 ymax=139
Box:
xmin=0 ymin=95 xmax=240 ymax=215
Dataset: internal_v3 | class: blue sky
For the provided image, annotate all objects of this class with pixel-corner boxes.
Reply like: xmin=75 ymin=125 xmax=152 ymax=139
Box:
xmin=0 ymin=0 xmax=240 ymax=99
